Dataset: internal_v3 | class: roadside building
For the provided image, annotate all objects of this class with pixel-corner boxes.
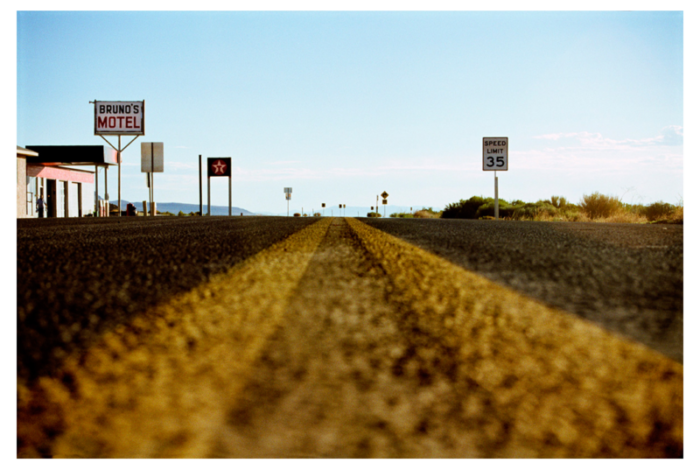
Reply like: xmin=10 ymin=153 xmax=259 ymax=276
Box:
xmin=17 ymin=145 xmax=117 ymax=218
xmin=17 ymin=146 xmax=39 ymax=218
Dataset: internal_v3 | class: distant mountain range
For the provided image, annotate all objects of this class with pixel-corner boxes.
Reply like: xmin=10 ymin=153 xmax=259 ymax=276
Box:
xmin=104 ymin=199 xmax=254 ymax=216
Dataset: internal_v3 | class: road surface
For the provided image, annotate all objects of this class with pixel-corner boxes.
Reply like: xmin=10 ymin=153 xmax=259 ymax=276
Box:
xmin=17 ymin=217 xmax=683 ymax=458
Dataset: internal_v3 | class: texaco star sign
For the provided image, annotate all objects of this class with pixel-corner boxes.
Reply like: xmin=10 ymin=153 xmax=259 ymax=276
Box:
xmin=207 ymin=157 xmax=232 ymax=177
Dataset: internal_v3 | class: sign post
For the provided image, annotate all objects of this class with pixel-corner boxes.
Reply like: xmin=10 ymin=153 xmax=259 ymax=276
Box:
xmin=92 ymin=100 xmax=145 ymax=218
xmin=141 ymin=142 xmax=164 ymax=216
xmin=482 ymin=137 xmax=509 ymax=220
xmin=381 ymin=191 xmax=389 ymax=218
xmin=207 ymin=157 xmax=233 ymax=216
xmin=284 ymin=188 xmax=292 ymax=216
xmin=322 ymin=202 xmax=325 ymax=217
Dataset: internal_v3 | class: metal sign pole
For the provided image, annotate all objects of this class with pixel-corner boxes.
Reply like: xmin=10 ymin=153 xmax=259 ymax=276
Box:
xmin=495 ymin=172 xmax=499 ymax=220
xmin=118 ymin=135 xmax=121 ymax=218
xmin=229 ymin=175 xmax=232 ymax=216
xmin=105 ymin=166 xmax=109 ymax=216
xmin=207 ymin=175 xmax=211 ymax=216
xmin=199 ymin=155 xmax=202 ymax=216
xmin=151 ymin=143 xmax=155 ymax=216
xmin=94 ymin=165 xmax=98 ymax=217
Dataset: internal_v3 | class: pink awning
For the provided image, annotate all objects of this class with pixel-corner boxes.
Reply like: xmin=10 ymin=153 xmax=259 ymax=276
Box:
xmin=27 ymin=165 xmax=94 ymax=184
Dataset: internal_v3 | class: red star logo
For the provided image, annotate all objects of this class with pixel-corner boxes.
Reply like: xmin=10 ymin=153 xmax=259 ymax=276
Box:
xmin=212 ymin=159 xmax=227 ymax=175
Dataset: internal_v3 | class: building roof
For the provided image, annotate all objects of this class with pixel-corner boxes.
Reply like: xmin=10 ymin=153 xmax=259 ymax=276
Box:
xmin=17 ymin=146 xmax=39 ymax=157
xmin=25 ymin=145 xmax=118 ymax=166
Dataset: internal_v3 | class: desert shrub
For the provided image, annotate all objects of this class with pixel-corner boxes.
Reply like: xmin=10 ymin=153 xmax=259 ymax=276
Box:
xmin=367 ymin=212 xmax=381 ymax=217
xmin=475 ymin=200 xmax=517 ymax=219
xmin=599 ymin=211 xmax=647 ymax=224
xmin=549 ymin=196 xmax=568 ymax=209
xmin=413 ymin=207 xmax=440 ymax=218
xmin=442 ymin=196 xmax=489 ymax=219
xmin=293 ymin=213 xmax=301 ymax=217
xmin=669 ymin=206 xmax=684 ymax=224
xmin=314 ymin=213 xmax=321 ymax=217
xmin=178 ymin=211 xmax=186 ymax=217
xmin=580 ymin=192 xmax=622 ymax=219
xmin=643 ymin=202 xmax=676 ymax=222
xmin=414 ymin=210 xmax=440 ymax=219
xmin=390 ymin=212 xmax=413 ymax=218
xmin=513 ymin=202 xmax=558 ymax=220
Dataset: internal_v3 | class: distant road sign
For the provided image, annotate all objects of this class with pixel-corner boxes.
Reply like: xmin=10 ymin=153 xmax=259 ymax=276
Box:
xmin=381 ymin=191 xmax=389 ymax=199
xmin=483 ymin=137 xmax=508 ymax=171
xmin=141 ymin=142 xmax=164 ymax=173
xmin=207 ymin=158 xmax=231 ymax=177
xmin=286 ymin=194 xmax=291 ymax=200
xmin=339 ymin=204 xmax=342 ymax=208
xmin=322 ymin=203 xmax=325 ymax=208
xmin=382 ymin=199 xmax=387 ymax=205
xmin=284 ymin=187 xmax=292 ymax=194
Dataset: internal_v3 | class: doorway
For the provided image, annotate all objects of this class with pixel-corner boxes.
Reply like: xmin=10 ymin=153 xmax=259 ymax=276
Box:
xmin=46 ymin=180 xmax=56 ymax=218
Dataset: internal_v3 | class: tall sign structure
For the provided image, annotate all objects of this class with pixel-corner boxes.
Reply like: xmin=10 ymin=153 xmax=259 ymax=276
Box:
xmin=92 ymin=100 xmax=145 ymax=217
xmin=141 ymin=142 xmax=164 ymax=216
xmin=207 ymin=158 xmax=233 ymax=216
xmin=284 ymin=188 xmax=292 ymax=216
xmin=483 ymin=137 xmax=509 ymax=220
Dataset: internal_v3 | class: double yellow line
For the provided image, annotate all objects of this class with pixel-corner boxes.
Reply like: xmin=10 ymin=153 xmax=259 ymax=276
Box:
xmin=346 ymin=218 xmax=682 ymax=458
xmin=18 ymin=218 xmax=333 ymax=458
xmin=18 ymin=217 xmax=682 ymax=457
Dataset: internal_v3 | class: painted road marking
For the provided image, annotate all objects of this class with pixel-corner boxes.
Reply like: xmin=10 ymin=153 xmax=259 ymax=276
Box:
xmin=17 ymin=218 xmax=332 ymax=458
xmin=346 ymin=217 xmax=682 ymax=457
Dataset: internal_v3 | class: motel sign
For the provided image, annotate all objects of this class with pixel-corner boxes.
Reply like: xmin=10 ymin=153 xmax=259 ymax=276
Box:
xmin=94 ymin=101 xmax=145 ymax=135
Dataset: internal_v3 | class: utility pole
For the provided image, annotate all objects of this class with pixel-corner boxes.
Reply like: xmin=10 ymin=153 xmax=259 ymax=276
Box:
xmin=199 ymin=155 xmax=202 ymax=216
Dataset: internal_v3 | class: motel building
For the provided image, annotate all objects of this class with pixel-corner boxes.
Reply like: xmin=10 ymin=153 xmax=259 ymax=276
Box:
xmin=16 ymin=145 xmax=118 ymax=218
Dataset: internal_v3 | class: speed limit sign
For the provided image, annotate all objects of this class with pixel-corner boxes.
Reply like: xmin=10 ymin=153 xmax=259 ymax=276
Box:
xmin=483 ymin=137 xmax=508 ymax=171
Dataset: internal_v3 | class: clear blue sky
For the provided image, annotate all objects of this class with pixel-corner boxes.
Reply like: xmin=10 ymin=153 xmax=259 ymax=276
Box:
xmin=16 ymin=10 xmax=685 ymax=213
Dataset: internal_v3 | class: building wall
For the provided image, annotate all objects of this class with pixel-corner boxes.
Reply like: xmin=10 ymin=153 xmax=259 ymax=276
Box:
xmin=17 ymin=156 xmax=28 ymax=218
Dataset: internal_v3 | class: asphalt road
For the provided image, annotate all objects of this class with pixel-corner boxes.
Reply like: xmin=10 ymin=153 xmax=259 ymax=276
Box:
xmin=363 ymin=218 xmax=683 ymax=363
xmin=17 ymin=216 xmax=683 ymax=458
xmin=17 ymin=216 xmax=318 ymax=382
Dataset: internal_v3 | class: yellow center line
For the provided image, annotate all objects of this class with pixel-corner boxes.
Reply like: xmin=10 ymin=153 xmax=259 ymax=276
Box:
xmin=347 ymin=217 xmax=682 ymax=457
xmin=18 ymin=218 xmax=332 ymax=458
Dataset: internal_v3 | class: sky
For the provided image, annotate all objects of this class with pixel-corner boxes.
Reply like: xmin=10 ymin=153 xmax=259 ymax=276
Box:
xmin=13 ymin=7 xmax=689 ymax=215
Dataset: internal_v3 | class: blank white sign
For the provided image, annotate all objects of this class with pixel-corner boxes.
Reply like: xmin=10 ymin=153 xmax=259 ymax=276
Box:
xmin=141 ymin=142 xmax=164 ymax=173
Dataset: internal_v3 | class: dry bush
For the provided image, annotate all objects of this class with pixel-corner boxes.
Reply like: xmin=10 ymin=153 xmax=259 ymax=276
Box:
xmin=414 ymin=210 xmax=440 ymax=219
xmin=670 ymin=206 xmax=684 ymax=223
xmin=580 ymin=192 xmax=622 ymax=219
xmin=644 ymin=202 xmax=676 ymax=222
xmin=595 ymin=210 xmax=648 ymax=224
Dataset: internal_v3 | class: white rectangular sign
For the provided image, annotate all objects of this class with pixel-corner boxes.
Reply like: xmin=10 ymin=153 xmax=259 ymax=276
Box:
xmin=141 ymin=142 xmax=164 ymax=173
xmin=483 ymin=137 xmax=508 ymax=171
xmin=94 ymin=101 xmax=145 ymax=135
